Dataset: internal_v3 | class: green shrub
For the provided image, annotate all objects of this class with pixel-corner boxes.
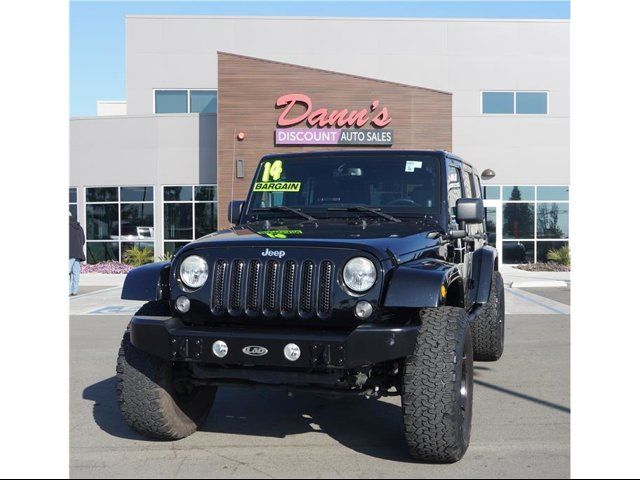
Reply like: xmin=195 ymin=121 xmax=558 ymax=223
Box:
xmin=157 ymin=252 xmax=173 ymax=262
xmin=122 ymin=246 xmax=154 ymax=267
xmin=546 ymin=245 xmax=570 ymax=266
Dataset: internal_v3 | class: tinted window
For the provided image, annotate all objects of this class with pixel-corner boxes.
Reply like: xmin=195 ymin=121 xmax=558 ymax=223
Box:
xmin=448 ymin=167 xmax=462 ymax=221
xmin=482 ymin=92 xmax=514 ymax=114
xmin=503 ymin=241 xmax=534 ymax=264
xmin=69 ymin=188 xmax=77 ymax=203
xmin=503 ymin=185 xmax=535 ymax=201
xmin=537 ymin=186 xmax=569 ymax=201
xmin=537 ymin=203 xmax=569 ymax=239
xmin=195 ymin=185 xmax=217 ymax=201
xmin=164 ymin=203 xmax=193 ymax=240
xmin=164 ymin=186 xmax=193 ymax=201
xmin=503 ymin=203 xmax=535 ymax=239
xmin=483 ymin=186 xmax=500 ymax=200
xmin=190 ymin=90 xmax=217 ymax=113
xmin=86 ymin=187 xmax=118 ymax=203
xmin=155 ymin=90 xmax=188 ymax=114
xmin=247 ymin=154 xmax=442 ymax=216
xmin=121 ymin=186 xmax=153 ymax=202
xmin=516 ymin=92 xmax=548 ymax=114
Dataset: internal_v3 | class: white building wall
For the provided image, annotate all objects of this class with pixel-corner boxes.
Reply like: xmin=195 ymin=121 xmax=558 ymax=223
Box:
xmin=97 ymin=100 xmax=128 ymax=116
xmin=125 ymin=15 xmax=569 ymax=184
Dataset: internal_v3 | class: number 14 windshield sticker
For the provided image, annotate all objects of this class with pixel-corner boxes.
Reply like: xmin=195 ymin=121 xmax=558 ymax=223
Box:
xmin=253 ymin=160 xmax=301 ymax=192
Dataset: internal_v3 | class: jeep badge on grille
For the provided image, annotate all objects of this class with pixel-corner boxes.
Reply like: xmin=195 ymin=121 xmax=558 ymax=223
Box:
xmin=261 ymin=248 xmax=286 ymax=258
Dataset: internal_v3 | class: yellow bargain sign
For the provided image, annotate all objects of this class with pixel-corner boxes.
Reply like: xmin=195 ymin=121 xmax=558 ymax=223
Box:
xmin=261 ymin=160 xmax=284 ymax=182
xmin=253 ymin=182 xmax=301 ymax=192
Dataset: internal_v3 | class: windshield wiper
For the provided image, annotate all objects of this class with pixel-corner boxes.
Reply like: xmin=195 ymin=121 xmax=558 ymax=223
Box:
xmin=253 ymin=206 xmax=318 ymax=222
xmin=327 ymin=206 xmax=402 ymax=223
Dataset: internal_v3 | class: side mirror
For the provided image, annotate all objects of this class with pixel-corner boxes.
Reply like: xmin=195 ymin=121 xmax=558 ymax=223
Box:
xmin=227 ymin=200 xmax=244 ymax=225
xmin=456 ymin=198 xmax=484 ymax=224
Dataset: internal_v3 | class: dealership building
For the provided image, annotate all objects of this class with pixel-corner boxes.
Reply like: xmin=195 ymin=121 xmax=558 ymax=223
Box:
xmin=70 ymin=15 xmax=569 ymax=266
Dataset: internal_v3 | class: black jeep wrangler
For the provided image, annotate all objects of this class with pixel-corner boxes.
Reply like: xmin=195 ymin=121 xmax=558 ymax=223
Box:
xmin=116 ymin=150 xmax=505 ymax=463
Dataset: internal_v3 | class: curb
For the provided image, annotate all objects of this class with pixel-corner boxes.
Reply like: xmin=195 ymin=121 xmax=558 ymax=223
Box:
xmin=510 ymin=280 xmax=568 ymax=288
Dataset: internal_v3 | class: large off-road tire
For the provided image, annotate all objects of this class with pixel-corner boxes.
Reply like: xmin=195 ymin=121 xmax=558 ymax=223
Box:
xmin=401 ymin=306 xmax=474 ymax=463
xmin=471 ymin=271 xmax=505 ymax=361
xmin=116 ymin=302 xmax=216 ymax=440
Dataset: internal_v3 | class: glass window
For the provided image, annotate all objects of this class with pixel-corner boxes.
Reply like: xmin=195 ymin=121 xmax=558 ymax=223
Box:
xmin=86 ymin=187 xmax=118 ymax=203
xmin=483 ymin=186 xmax=500 ymax=200
xmin=516 ymin=92 xmax=548 ymax=114
xmin=537 ymin=203 xmax=569 ymax=239
xmin=473 ymin=175 xmax=482 ymax=199
xmin=482 ymin=92 xmax=514 ymax=114
xmin=163 ymin=185 xmax=218 ymax=247
xmin=447 ymin=167 xmax=462 ymax=221
xmin=164 ymin=203 xmax=193 ymax=240
xmin=155 ymin=90 xmax=188 ymax=114
xmin=85 ymin=186 xmax=155 ymax=264
xmin=195 ymin=203 xmax=217 ymax=238
xmin=69 ymin=187 xmax=78 ymax=221
xmin=485 ymin=207 xmax=497 ymax=247
xmin=164 ymin=186 xmax=192 ymax=202
xmin=537 ymin=241 xmax=569 ymax=263
xmin=503 ymin=241 xmax=534 ymax=264
xmin=121 ymin=186 xmax=154 ymax=202
xmin=537 ymin=186 xmax=569 ymax=201
xmin=462 ymin=171 xmax=476 ymax=198
xmin=86 ymin=204 xmax=119 ymax=240
xmin=190 ymin=90 xmax=217 ymax=114
xmin=503 ymin=185 xmax=535 ymax=201
xmin=120 ymin=203 xmax=154 ymax=239
xmin=195 ymin=185 xmax=217 ymax=201
xmin=87 ymin=242 xmax=119 ymax=263
xmin=503 ymin=202 xmax=535 ymax=239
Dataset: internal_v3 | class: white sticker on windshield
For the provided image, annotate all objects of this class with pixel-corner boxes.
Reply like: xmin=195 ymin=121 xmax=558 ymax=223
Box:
xmin=405 ymin=160 xmax=423 ymax=172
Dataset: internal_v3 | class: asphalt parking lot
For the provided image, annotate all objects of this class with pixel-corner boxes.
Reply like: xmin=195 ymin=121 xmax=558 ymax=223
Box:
xmin=70 ymin=287 xmax=569 ymax=478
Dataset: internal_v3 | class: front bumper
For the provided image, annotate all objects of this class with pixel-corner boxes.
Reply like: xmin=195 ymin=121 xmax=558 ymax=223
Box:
xmin=130 ymin=316 xmax=418 ymax=369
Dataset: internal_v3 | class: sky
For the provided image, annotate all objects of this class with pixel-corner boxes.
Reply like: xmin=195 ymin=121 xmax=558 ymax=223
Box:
xmin=70 ymin=1 xmax=570 ymax=116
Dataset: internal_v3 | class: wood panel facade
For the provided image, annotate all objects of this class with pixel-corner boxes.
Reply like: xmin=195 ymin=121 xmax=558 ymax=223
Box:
xmin=217 ymin=52 xmax=452 ymax=227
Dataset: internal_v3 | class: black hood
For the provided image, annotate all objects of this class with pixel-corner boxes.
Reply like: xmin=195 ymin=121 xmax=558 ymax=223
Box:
xmin=184 ymin=217 xmax=443 ymax=262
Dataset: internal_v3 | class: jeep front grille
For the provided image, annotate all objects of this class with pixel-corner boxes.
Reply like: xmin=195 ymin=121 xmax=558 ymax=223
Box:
xmin=211 ymin=258 xmax=334 ymax=318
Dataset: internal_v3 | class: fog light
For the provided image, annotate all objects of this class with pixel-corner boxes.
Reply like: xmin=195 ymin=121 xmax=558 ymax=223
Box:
xmin=175 ymin=296 xmax=190 ymax=313
xmin=284 ymin=343 xmax=301 ymax=362
xmin=355 ymin=301 xmax=373 ymax=319
xmin=212 ymin=340 xmax=228 ymax=358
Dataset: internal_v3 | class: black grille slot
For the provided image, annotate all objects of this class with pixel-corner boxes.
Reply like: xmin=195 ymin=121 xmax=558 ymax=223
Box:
xmin=263 ymin=260 xmax=280 ymax=312
xmin=246 ymin=260 xmax=261 ymax=312
xmin=229 ymin=260 xmax=245 ymax=311
xmin=281 ymin=260 xmax=296 ymax=313
xmin=318 ymin=261 xmax=334 ymax=314
xmin=212 ymin=260 xmax=228 ymax=313
xmin=300 ymin=261 xmax=315 ymax=313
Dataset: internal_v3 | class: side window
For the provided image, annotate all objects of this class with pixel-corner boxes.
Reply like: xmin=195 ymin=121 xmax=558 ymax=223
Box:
xmin=448 ymin=166 xmax=463 ymax=222
xmin=473 ymin=175 xmax=482 ymax=199
xmin=462 ymin=170 xmax=475 ymax=198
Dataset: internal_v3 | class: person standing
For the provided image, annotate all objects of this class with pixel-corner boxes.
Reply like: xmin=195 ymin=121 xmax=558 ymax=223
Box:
xmin=69 ymin=212 xmax=86 ymax=296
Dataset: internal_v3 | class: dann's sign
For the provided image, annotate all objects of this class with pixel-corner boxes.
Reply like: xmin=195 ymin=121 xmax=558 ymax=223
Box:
xmin=274 ymin=93 xmax=393 ymax=146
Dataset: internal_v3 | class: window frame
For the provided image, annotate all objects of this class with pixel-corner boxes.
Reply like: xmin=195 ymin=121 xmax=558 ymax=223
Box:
xmin=496 ymin=184 xmax=570 ymax=264
xmin=481 ymin=90 xmax=549 ymax=116
xmin=153 ymin=88 xmax=218 ymax=114
xmin=84 ymin=185 xmax=155 ymax=263
xmin=161 ymin=184 xmax=218 ymax=255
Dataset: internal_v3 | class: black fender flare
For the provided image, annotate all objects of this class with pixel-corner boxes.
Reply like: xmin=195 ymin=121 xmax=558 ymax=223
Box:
xmin=470 ymin=246 xmax=499 ymax=305
xmin=121 ymin=261 xmax=171 ymax=301
xmin=382 ymin=259 xmax=463 ymax=308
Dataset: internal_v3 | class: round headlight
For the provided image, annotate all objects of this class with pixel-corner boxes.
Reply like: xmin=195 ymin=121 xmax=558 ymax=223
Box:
xmin=343 ymin=257 xmax=377 ymax=293
xmin=179 ymin=255 xmax=209 ymax=289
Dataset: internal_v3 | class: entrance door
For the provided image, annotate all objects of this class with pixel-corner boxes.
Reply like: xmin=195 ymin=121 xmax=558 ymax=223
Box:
xmin=484 ymin=199 xmax=502 ymax=269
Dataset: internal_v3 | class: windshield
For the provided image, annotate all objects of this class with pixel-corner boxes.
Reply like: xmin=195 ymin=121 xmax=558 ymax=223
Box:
xmin=246 ymin=153 xmax=441 ymax=219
